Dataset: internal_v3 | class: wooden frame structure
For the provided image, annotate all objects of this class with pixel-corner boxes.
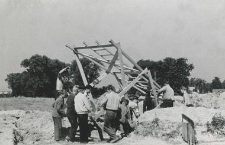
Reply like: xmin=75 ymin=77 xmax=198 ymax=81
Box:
xmin=66 ymin=39 xmax=161 ymax=106
xmin=66 ymin=40 xmax=161 ymax=140
xmin=182 ymin=114 xmax=197 ymax=145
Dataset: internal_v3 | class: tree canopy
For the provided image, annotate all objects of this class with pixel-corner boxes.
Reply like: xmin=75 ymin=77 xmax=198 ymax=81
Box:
xmin=211 ymin=77 xmax=222 ymax=89
xmin=5 ymin=54 xmax=102 ymax=97
xmin=189 ymin=78 xmax=211 ymax=93
xmin=136 ymin=57 xmax=194 ymax=93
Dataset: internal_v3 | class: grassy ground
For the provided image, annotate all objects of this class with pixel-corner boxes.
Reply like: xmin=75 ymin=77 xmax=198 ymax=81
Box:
xmin=0 ymin=97 xmax=55 ymax=112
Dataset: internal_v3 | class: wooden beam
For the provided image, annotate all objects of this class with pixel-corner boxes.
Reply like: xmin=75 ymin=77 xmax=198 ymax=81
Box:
xmin=77 ymin=53 xmax=137 ymax=72
xmin=101 ymin=54 xmax=113 ymax=57
xmin=148 ymin=70 xmax=158 ymax=106
xmin=89 ymin=116 xmax=104 ymax=141
xmin=96 ymin=41 xmax=114 ymax=55
xmin=119 ymin=68 xmax=148 ymax=97
xmin=135 ymin=84 xmax=147 ymax=89
xmin=89 ymin=51 xmax=118 ymax=87
xmin=133 ymin=85 xmax=146 ymax=95
xmin=73 ymin=44 xmax=114 ymax=50
xmin=106 ymin=50 xmax=118 ymax=73
xmin=89 ymin=72 xmax=109 ymax=87
xmin=72 ymin=49 xmax=88 ymax=86
xmin=117 ymin=43 xmax=126 ymax=88
xmin=110 ymin=39 xmax=161 ymax=88
xmin=113 ymin=72 xmax=123 ymax=89
xmin=66 ymin=45 xmax=107 ymax=71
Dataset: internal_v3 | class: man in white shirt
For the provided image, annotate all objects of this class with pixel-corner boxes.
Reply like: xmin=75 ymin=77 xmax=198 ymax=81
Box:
xmin=180 ymin=86 xmax=193 ymax=107
xmin=157 ymin=81 xmax=175 ymax=108
xmin=74 ymin=85 xmax=92 ymax=143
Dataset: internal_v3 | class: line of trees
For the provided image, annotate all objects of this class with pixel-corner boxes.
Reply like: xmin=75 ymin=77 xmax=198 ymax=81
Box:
xmin=189 ymin=77 xmax=225 ymax=93
xmin=5 ymin=54 xmax=104 ymax=97
xmin=7 ymin=54 xmax=220 ymax=97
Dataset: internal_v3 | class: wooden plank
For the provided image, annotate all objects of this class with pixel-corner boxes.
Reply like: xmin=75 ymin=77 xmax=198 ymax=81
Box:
xmin=106 ymin=50 xmax=118 ymax=73
xmin=148 ymin=70 xmax=158 ymax=106
xmin=73 ymin=44 xmax=114 ymax=49
xmin=89 ymin=116 xmax=104 ymax=141
xmin=110 ymin=39 xmax=161 ymax=89
xmin=133 ymin=85 xmax=146 ymax=95
xmin=66 ymin=45 xmax=107 ymax=71
xmin=93 ymin=48 xmax=105 ymax=51
xmin=96 ymin=41 xmax=114 ymax=55
xmin=119 ymin=68 xmax=148 ymax=97
xmin=90 ymin=72 xmax=109 ymax=87
xmin=117 ymin=43 xmax=126 ymax=88
xmin=89 ymin=50 xmax=118 ymax=86
xmin=101 ymin=54 xmax=113 ymax=57
xmin=182 ymin=114 xmax=196 ymax=145
xmin=135 ymin=84 xmax=147 ymax=89
xmin=113 ymin=72 xmax=123 ymax=89
xmin=73 ymin=50 xmax=88 ymax=86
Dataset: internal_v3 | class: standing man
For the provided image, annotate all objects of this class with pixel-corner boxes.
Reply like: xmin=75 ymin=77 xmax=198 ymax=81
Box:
xmin=100 ymin=85 xmax=121 ymax=143
xmin=180 ymin=86 xmax=193 ymax=107
xmin=75 ymin=85 xmax=92 ymax=143
xmin=66 ymin=85 xmax=79 ymax=142
xmin=157 ymin=81 xmax=175 ymax=108
xmin=52 ymin=90 xmax=68 ymax=141
xmin=56 ymin=66 xmax=70 ymax=99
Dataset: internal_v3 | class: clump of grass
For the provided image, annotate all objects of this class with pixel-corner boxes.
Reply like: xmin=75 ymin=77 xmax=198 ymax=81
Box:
xmin=207 ymin=113 xmax=225 ymax=137
xmin=135 ymin=117 xmax=182 ymax=142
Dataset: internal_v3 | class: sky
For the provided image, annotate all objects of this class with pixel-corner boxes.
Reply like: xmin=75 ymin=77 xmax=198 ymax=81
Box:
xmin=0 ymin=0 xmax=225 ymax=91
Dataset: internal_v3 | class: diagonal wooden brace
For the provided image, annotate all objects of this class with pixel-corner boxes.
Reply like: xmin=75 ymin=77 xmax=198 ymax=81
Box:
xmin=119 ymin=68 xmax=148 ymax=97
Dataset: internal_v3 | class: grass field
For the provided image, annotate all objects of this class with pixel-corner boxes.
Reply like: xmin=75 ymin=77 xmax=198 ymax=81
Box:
xmin=0 ymin=97 xmax=55 ymax=112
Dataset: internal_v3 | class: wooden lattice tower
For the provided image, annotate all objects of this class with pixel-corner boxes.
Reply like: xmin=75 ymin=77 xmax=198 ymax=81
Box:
xmin=66 ymin=40 xmax=160 ymax=106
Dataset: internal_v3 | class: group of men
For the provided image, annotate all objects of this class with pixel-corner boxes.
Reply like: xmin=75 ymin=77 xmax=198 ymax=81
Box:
xmin=52 ymin=66 xmax=193 ymax=143
xmin=52 ymin=66 xmax=135 ymax=143
xmin=52 ymin=84 xmax=92 ymax=143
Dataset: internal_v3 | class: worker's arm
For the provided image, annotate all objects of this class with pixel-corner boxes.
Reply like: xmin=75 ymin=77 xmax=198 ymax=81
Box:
xmin=157 ymin=86 xmax=166 ymax=95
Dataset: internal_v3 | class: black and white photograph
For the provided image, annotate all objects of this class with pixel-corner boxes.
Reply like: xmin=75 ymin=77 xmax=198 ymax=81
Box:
xmin=1 ymin=0 xmax=225 ymax=145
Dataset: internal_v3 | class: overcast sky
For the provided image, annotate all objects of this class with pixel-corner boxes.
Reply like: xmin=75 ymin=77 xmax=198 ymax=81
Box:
xmin=1 ymin=0 xmax=225 ymax=91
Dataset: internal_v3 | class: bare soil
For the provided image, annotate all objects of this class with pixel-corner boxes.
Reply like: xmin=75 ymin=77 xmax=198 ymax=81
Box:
xmin=1 ymin=94 xmax=225 ymax=145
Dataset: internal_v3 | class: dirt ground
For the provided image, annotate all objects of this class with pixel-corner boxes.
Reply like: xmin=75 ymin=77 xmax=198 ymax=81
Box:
xmin=1 ymin=93 xmax=225 ymax=145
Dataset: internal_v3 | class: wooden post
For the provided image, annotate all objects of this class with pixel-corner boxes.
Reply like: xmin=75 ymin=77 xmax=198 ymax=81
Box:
xmin=117 ymin=43 xmax=126 ymax=88
xmin=119 ymin=68 xmax=148 ymax=97
xmin=73 ymin=49 xmax=88 ymax=86
xmin=113 ymin=72 xmax=123 ymax=89
xmin=148 ymin=70 xmax=158 ymax=107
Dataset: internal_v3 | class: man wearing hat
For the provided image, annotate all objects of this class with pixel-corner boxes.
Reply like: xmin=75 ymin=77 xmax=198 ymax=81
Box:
xmin=74 ymin=85 xmax=92 ymax=143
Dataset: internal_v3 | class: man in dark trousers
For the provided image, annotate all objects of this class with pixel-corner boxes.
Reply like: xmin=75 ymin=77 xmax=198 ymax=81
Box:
xmin=100 ymin=85 xmax=121 ymax=143
xmin=66 ymin=85 xmax=79 ymax=142
xmin=75 ymin=85 xmax=92 ymax=143
xmin=52 ymin=90 xmax=68 ymax=141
